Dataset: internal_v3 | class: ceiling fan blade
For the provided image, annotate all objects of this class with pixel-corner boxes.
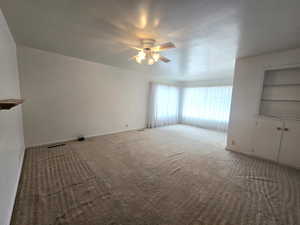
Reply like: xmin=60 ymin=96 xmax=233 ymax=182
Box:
xmin=129 ymin=55 xmax=145 ymax=64
xmin=153 ymin=42 xmax=176 ymax=51
xmin=159 ymin=55 xmax=171 ymax=63
xmin=129 ymin=55 xmax=138 ymax=61
xmin=130 ymin=46 xmax=142 ymax=51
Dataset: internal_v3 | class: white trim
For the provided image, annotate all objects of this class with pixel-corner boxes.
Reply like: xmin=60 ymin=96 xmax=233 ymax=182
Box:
xmin=226 ymin=146 xmax=300 ymax=170
xmin=26 ymin=127 xmax=144 ymax=148
xmin=225 ymin=146 xmax=237 ymax=152
xmin=263 ymin=62 xmax=300 ymax=71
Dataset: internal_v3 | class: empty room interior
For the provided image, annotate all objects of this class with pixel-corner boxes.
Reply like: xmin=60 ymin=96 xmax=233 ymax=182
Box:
xmin=1 ymin=0 xmax=300 ymax=225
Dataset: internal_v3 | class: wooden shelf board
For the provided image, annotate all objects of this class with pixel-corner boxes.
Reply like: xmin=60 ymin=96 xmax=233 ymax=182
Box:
xmin=264 ymin=83 xmax=300 ymax=87
xmin=0 ymin=99 xmax=24 ymax=110
xmin=261 ymin=99 xmax=300 ymax=102
xmin=259 ymin=114 xmax=300 ymax=121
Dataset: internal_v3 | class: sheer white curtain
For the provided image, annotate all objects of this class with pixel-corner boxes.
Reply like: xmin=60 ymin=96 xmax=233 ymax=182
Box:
xmin=181 ymin=86 xmax=232 ymax=131
xmin=147 ymin=83 xmax=180 ymax=128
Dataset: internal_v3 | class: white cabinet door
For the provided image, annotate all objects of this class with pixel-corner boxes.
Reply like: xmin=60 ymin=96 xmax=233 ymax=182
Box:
xmin=252 ymin=117 xmax=283 ymax=161
xmin=278 ymin=120 xmax=300 ymax=169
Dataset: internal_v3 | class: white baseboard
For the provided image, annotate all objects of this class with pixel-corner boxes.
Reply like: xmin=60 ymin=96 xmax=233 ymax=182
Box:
xmin=226 ymin=147 xmax=300 ymax=170
xmin=26 ymin=127 xmax=145 ymax=148
xmin=226 ymin=146 xmax=254 ymax=157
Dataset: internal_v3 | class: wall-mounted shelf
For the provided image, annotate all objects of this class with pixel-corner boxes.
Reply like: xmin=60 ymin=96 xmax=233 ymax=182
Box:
xmin=264 ymin=83 xmax=300 ymax=87
xmin=0 ymin=99 xmax=24 ymax=110
xmin=261 ymin=99 xmax=300 ymax=102
xmin=260 ymin=67 xmax=300 ymax=119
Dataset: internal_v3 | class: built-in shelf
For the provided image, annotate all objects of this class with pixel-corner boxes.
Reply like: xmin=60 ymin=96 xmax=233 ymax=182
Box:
xmin=0 ymin=99 xmax=24 ymax=110
xmin=259 ymin=114 xmax=300 ymax=121
xmin=260 ymin=67 xmax=300 ymax=119
xmin=264 ymin=83 xmax=300 ymax=87
xmin=261 ymin=99 xmax=300 ymax=102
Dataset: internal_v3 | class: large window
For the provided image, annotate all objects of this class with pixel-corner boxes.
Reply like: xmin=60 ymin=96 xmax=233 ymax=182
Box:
xmin=147 ymin=83 xmax=232 ymax=131
xmin=147 ymin=83 xmax=180 ymax=128
xmin=181 ymin=86 xmax=232 ymax=131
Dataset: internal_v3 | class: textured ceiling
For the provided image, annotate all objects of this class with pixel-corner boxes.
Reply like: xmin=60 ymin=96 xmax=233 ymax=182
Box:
xmin=1 ymin=0 xmax=300 ymax=81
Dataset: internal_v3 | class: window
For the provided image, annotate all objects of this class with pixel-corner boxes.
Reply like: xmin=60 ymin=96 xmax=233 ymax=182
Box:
xmin=147 ymin=83 xmax=232 ymax=131
xmin=147 ymin=83 xmax=180 ymax=128
xmin=181 ymin=86 xmax=232 ymax=131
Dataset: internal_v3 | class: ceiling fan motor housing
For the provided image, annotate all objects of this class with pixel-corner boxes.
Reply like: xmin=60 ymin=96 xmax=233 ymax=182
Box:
xmin=141 ymin=39 xmax=156 ymax=49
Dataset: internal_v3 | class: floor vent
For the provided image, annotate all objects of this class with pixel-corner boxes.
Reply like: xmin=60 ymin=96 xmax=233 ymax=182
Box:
xmin=47 ymin=143 xmax=66 ymax=148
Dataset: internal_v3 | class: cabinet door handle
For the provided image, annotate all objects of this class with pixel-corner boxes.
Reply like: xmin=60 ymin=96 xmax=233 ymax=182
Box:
xmin=284 ymin=128 xmax=289 ymax=131
xmin=277 ymin=127 xmax=282 ymax=130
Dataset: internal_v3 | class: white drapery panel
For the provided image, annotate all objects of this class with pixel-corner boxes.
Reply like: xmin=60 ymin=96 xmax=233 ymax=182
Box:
xmin=181 ymin=86 xmax=232 ymax=131
xmin=147 ymin=83 xmax=180 ymax=128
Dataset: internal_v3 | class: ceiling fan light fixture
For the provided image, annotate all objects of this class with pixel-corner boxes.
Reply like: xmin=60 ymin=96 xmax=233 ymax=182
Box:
xmin=135 ymin=50 xmax=146 ymax=63
xmin=136 ymin=56 xmax=142 ymax=64
xmin=152 ymin=53 xmax=160 ymax=62
xmin=148 ymin=58 xmax=154 ymax=65
xmin=137 ymin=50 xmax=146 ymax=60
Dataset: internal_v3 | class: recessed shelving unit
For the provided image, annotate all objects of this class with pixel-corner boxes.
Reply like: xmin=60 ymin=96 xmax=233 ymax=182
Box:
xmin=260 ymin=67 xmax=300 ymax=119
xmin=0 ymin=99 xmax=24 ymax=110
xmin=261 ymin=99 xmax=300 ymax=102
xmin=263 ymin=83 xmax=300 ymax=87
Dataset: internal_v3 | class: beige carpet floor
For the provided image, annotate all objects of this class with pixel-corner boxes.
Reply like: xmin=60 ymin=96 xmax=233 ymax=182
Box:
xmin=11 ymin=125 xmax=300 ymax=225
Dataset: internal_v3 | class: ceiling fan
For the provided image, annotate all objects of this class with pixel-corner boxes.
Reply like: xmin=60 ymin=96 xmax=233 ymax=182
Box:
xmin=130 ymin=39 xmax=175 ymax=65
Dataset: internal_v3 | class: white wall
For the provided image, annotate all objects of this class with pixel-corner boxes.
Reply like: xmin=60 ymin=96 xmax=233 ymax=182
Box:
xmin=0 ymin=10 xmax=25 ymax=225
xmin=227 ymin=48 xmax=300 ymax=154
xmin=18 ymin=46 xmax=151 ymax=147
